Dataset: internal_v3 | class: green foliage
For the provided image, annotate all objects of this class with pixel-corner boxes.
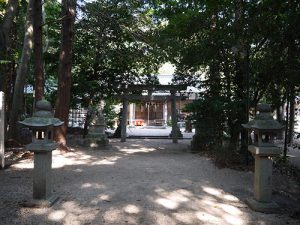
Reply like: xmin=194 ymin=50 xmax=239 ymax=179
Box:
xmin=154 ymin=0 xmax=300 ymax=153
xmin=71 ymin=0 xmax=163 ymax=107
xmin=3 ymin=0 xmax=300 ymax=152
xmin=184 ymin=96 xmax=226 ymax=150
xmin=43 ymin=0 xmax=61 ymax=104
xmin=103 ymin=98 xmax=118 ymax=128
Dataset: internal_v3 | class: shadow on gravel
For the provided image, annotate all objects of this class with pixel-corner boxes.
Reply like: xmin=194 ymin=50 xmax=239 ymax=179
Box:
xmin=0 ymin=139 xmax=299 ymax=225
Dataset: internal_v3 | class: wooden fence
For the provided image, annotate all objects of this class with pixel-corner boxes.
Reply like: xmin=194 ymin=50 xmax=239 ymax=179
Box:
xmin=68 ymin=108 xmax=87 ymax=128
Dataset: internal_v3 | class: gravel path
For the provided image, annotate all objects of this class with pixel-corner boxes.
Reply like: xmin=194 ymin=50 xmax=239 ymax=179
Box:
xmin=0 ymin=139 xmax=298 ymax=225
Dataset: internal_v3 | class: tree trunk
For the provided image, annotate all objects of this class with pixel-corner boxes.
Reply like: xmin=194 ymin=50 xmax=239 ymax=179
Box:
xmin=284 ymin=92 xmax=289 ymax=158
xmin=234 ymin=0 xmax=249 ymax=156
xmin=276 ymin=103 xmax=284 ymax=139
xmin=0 ymin=0 xmax=19 ymax=92
xmin=287 ymin=85 xmax=295 ymax=144
xmin=8 ymin=0 xmax=34 ymax=139
xmin=33 ymin=0 xmax=44 ymax=101
xmin=229 ymin=123 xmax=239 ymax=151
xmin=54 ymin=0 xmax=76 ymax=147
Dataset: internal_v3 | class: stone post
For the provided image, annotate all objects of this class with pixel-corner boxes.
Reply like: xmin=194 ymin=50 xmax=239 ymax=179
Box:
xmin=245 ymin=145 xmax=281 ymax=212
xmin=0 ymin=92 xmax=5 ymax=169
xmin=171 ymin=91 xmax=178 ymax=143
xmin=121 ymin=95 xmax=128 ymax=142
xmin=253 ymin=154 xmax=273 ymax=202
xmin=32 ymin=149 xmax=53 ymax=201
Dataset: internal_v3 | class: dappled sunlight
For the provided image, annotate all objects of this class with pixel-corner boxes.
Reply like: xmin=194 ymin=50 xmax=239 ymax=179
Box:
xmin=119 ymin=147 xmax=157 ymax=154
xmin=196 ymin=211 xmax=221 ymax=224
xmin=219 ymin=203 xmax=242 ymax=216
xmin=197 ymin=186 xmax=248 ymax=225
xmin=48 ymin=210 xmax=67 ymax=221
xmin=81 ymin=182 xmax=106 ymax=189
xmin=60 ymin=201 xmax=97 ymax=225
xmin=103 ymin=208 xmax=123 ymax=223
xmin=154 ymin=188 xmax=192 ymax=210
xmin=98 ymin=194 xmax=111 ymax=201
xmin=33 ymin=149 xmax=113 ymax=169
xmin=11 ymin=159 xmax=33 ymax=169
xmin=198 ymin=197 xmax=226 ymax=218
xmin=195 ymin=203 xmax=245 ymax=225
xmin=224 ymin=194 xmax=240 ymax=202
xmin=201 ymin=197 xmax=219 ymax=207
xmin=91 ymin=156 xmax=120 ymax=165
xmin=202 ymin=186 xmax=223 ymax=197
xmin=30 ymin=208 xmax=47 ymax=215
xmin=130 ymin=144 xmax=144 ymax=147
xmin=173 ymin=212 xmax=195 ymax=224
xmin=3 ymin=138 xmax=293 ymax=225
xmin=124 ymin=204 xmax=140 ymax=214
xmin=223 ymin=214 xmax=244 ymax=225
xmin=148 ymin=211 xmax=176 ymax=224
xmin=151 ymin=185 xmax=249 ymax=225
xmin=156 ymin=198 xmax=179 ymax=209
xmin=27 ymin=150 xmax=99 ymax=169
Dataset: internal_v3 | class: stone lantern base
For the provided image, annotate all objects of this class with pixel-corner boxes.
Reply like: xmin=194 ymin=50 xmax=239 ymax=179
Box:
xmin=22 ymin=195 xmax=59 ymax=208
xmin=82 ymin=111 xmax=109 ymax=148
xmin=83 ymin=134 xmax=109 ymax=148
xmin=245 ymin=145 xmax=281 ymax=213
xmin=22 ymin=145 xmax=59 ymax=208
xmin=245 ymin=198 xmax=279 ymax=213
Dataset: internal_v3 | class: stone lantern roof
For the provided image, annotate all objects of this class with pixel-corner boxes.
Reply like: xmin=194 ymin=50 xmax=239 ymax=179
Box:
xmin=19 ymin=99 xmax=64 ymax=127
xmin=242 ymin=104 xmax=284 ymax=131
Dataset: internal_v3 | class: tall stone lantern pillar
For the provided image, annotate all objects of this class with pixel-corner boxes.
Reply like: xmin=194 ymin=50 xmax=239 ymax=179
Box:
xmin=19 ymin=99 xmax=63 ymax=207
xmin=242 ymin=104 xmax=284 ymax=213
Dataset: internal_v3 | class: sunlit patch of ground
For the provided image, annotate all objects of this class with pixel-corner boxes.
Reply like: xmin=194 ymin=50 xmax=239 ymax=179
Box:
xmin=0 ymin=139 xmax=297 ymax=225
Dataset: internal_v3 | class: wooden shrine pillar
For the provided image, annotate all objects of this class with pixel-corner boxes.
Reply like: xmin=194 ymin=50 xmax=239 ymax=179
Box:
xmin=121 ymin=95 xmax=128 ymax=142
xmin=171 ymin=90 xmax=178 ymax=143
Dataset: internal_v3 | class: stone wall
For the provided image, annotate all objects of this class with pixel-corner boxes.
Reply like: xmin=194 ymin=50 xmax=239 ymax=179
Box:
xmin=0 ymin=92 xmax=4 ymax=168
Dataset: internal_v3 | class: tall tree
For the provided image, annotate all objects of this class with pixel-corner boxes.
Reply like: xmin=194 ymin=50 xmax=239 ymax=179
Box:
xmin=71 ymin=0 xmax=161 ymax=107
xmin=152 ymin=0 xmax=300 ymax=156
xmin=8 ymin=0 xmax=34 ymax=138
xmin=33 ymin=0 xmax=44 ymax=101
xmin=0 ymin=0 xmax=18 ymax=57
xmin=0 ymin=0 xmax=19 ymax=92
xmin=54 ymin=0 xmax=76 ymax=147
xmin=232 ymin=0 xmax=250 ymax=154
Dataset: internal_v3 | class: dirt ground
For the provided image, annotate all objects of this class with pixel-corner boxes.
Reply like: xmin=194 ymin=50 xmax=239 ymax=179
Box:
xmin=0 ymin=139 xmax=299 ymax=225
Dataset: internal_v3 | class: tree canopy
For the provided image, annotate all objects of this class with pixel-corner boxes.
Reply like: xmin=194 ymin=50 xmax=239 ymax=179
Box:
xmin=1 ymin=0 xmax=299 ymax=152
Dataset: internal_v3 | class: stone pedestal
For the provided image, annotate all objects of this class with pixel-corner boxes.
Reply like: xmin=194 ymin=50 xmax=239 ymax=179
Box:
xmin=83 ymin=133 xmax=108 ymax=147
xmin=245 ymin=145 xmax=281 ymax=213
xmin=24 ymin=143 xmax=58 ymax=207
xmin=84 ymin=110 xmax=108 ymax=147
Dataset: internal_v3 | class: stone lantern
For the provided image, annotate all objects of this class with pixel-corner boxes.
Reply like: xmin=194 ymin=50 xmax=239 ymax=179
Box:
xmin=242 ymin=103 xmax=284 ymax=213
xmin=19 ymin=99 xmax=63 ymax=207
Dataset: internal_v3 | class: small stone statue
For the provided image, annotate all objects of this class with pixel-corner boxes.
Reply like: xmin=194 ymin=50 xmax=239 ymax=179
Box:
xmin=83 ymin=103 xmax=109 ymax=148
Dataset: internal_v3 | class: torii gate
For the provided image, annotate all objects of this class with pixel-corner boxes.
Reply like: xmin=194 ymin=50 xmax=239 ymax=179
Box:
xmin=118 ymin=84 xmax=187 ymax=143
